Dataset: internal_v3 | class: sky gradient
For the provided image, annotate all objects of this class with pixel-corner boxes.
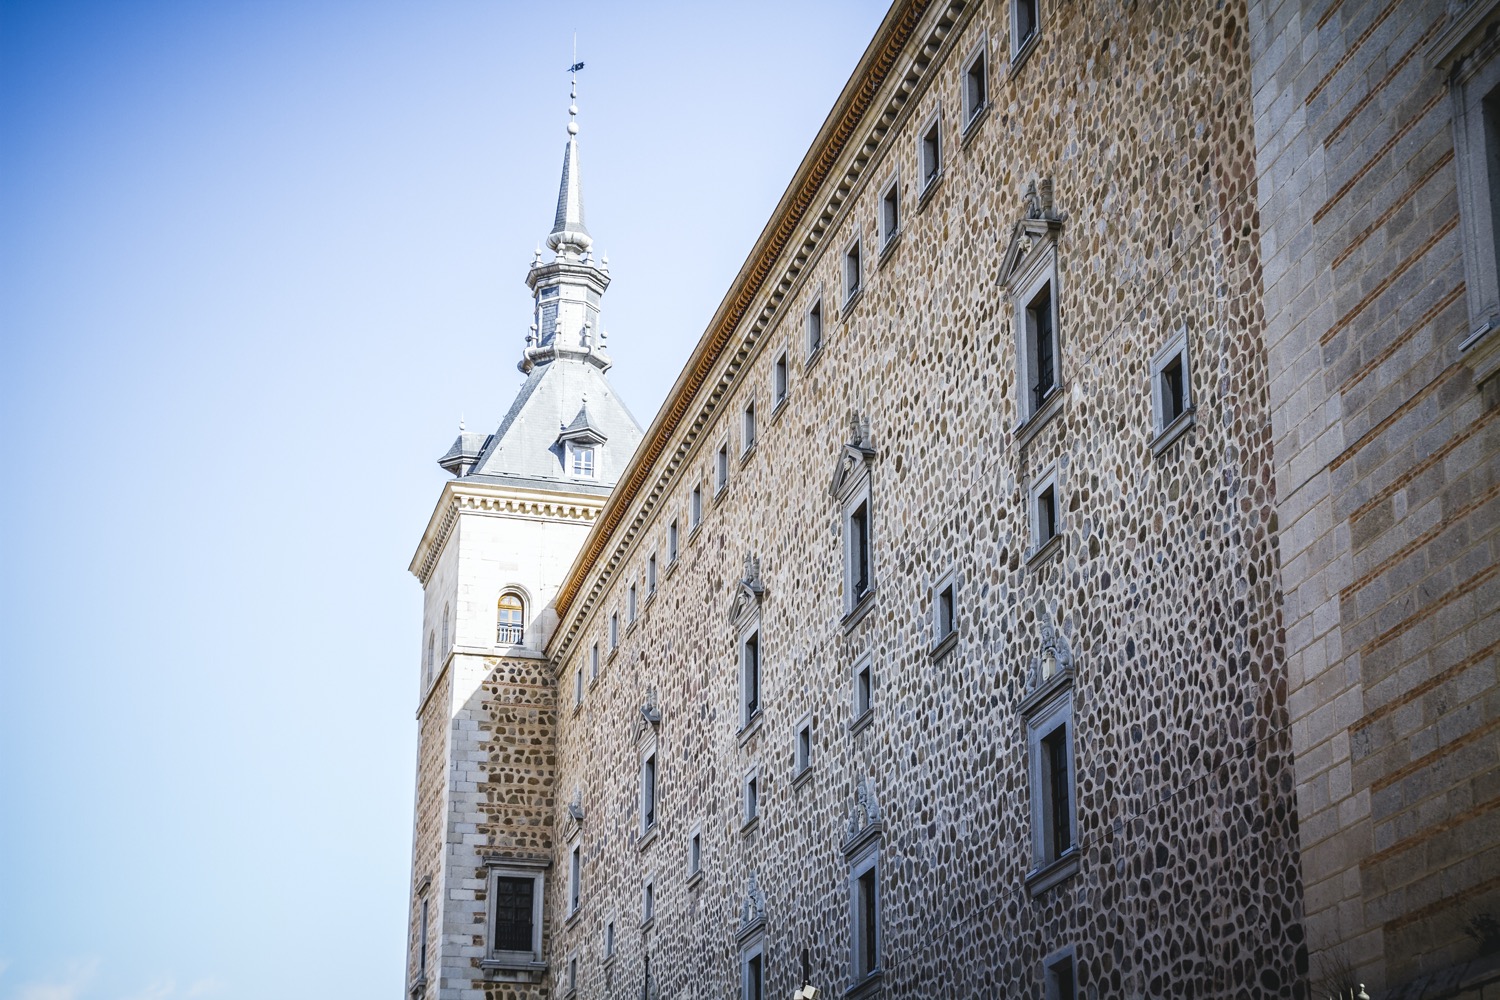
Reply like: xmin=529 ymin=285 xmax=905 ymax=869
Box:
xmin=0 ymin=2 xmax=886 ymax=997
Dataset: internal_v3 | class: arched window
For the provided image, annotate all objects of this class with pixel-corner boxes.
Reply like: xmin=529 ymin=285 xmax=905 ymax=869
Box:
xmin=497 ymin=592 xmax=526 ymax=645
xmin=425 ymin=631 xmax=435 ymax=686
xmin=442 ymin=604 xmax=450 ymax=652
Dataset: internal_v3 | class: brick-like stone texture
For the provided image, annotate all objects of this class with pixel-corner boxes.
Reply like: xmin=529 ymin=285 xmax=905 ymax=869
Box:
xmin=546 ymin=2 xmax=1306 ymax=997
xmin=1249 ymin=0 xmax=1500 ymax=992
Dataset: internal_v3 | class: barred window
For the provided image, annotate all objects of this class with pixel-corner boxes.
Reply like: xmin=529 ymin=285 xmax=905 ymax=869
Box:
xmin=496 ymin=592 xmax=526 ymax=645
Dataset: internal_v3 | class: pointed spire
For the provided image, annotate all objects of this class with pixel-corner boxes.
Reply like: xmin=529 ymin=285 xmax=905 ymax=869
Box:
xmin=547 ymin=75 xmax=591 ymax=255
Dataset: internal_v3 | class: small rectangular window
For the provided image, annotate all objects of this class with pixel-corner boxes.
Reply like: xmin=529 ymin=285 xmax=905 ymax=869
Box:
xmin=492 ymin=872 xmax=541 ymax=956
xmin=920 ymin=113 xmax=942 ymax=190
xmin=1045 ymin=951 xmax=1076 ymax=1000
xmin=642 ymin=878 xmax=655 ymax=924
xmin=568 ymin=844 xmax=581 ymax=915
xmin=853 ymin=657 xmax=874 ymax=725
xmin=570 ymin=444 xmax=596 ymax=478
xmin=743 ymin=402 xmax=757 ymax=453
xmin=688 ymin=825 xmax=703 ymax=877
xmin=567 ymin=954 xmax=578 ymax=994
xmin=641 ymin=750 xmax=658 ymax=834
xmin=1026 ymin=687 xmax=1078 ymax=890
xmin=773 ymin=352 xmax=789 ymax=407
xmin=609 ymin=611 xmax=619 ymax=650
xmin=574 ymin=666 xmax=584 ymax=708
xmin=648 ymin=554 xmax=658 ymax=594
xmin=1150 ymin=329 xmax=1194 ymax=451
xmin=794 ymin=715 xmax=813 ymax=777
xmin=807 ymin=297 xmax=824 ymax=357
xmin=936 ymin=579 xmax=956 ymax=642
xmin=740 ymin=629 xmax=761 ymax=727
xmin=628 ymin=583 xmax=638 ymax=622
xmin=590 ymin=642 xmax=600 ymax=680
xmin=716 ymin=443 xmax=730 ymax=494
xmin=669 ymin=519 xmax=680 ymax=561
xmin=1012 ymin=0 xmax=1040 ymax=60
xmin=843 ymin=237 xmax=863 ymax=304
xmin=743 ymin=949 xmax=764 ymax=1000
xmin=879 ymin=175 xmax=900 ymax=250
xmin=605 ymin=919 xmax=616 ymax=959
xmin=963 ymin=42 xmax=989 ymax=126
xmin=691 ymin=485 xmax=703 ymax=528
xmin=743 ymin=768 xmax=760 ymax=826
xmin=1032 ymin=476 xmax=1059 ymax=552
xmin=418 ymin=897 xmax=429 ymax=977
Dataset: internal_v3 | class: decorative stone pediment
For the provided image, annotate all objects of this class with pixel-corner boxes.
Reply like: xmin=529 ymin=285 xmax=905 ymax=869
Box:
xmin=997 ymin=178 xmax=1063 ymax=292
xmin=639 ymin=687 xmax=661 ymax=727
xmin=567 ymin=786 xmax=585 ymax=824
xmin=841 ymin=777 xmax=884 ymax=856
xmin=737 ymin=870 xmax=766 ymax=938
xmin=828 ymin=413 xmax=877 ymax=500
xmin=1019 ymin=605 xmax=1076 ymax=717
xmin=728 ymin=553 xmax=766 ymax=625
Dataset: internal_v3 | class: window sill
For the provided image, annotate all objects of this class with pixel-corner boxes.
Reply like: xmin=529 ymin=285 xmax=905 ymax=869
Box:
xmin=959 ymin=101 xmax=991 ymax=147
xmin=842 ymin=587 xmax=878 ymax=633
xmin=1026 ymin=532 xmax=1063 ymax=568
xmin=916 ymin=171 xmax=943 ymax=213
xmin=480 ymin=957 xmax=547 ymax=981
xmin=686 ymin=867 xmax=704 ymax=889
xmin=1014 ymin=385 xmax=1064 ymax=449
xmin=1150 ymin=407 xmax=1196 ymax=457
xmin=740 ymin=813 xmax=760 ymax=836
xmin=1009 ymin=29 xmax=1040 ymax=76
xmin=791 ymin=765 xmax=813 ymax=789
xmin=848 ymin=707 xmax=874 ymax=736
xmin=1461 ymin=319 xmax=1500 ymax=395
xmin=806 ymin=343 xmax=825 ymax=370
xmin=639 ymin=915 xmax=655 ymax=931
xmin=664 ymin=555 xmax=679 ymax=578
xmin=877 ymin=229 xmax=902 ymax=267
xmin=771 ymin=396 xmax=789 ymax=421
xmin=638 ymin=824 xmax=660 ymax=852
xmin=564 ymin=908 xmax=581 ymax=928
xmin=1018 ymin=666 xmax=1074 ymax=718
xmin=626 ymin=617 xmax=639 ymax=635
xmin=845 ymin=968 xmax=885 ymax=999
xmin=408 ymin=975 xmax=428 ymax=997
xmin=740 ymin=441 xmax=758 ymax=466
xmin=688 ymin=521 xmax=703 ymax=543
xmin=737 ymin=710 xmax=765 ymax=746
xmin=607 ymin=646 xmax=619 ymax=663
xmin=714 ymin=484 xmax=729 ymax=506
xmin=929 ymin=630 xmax=959 ymax=661
xmin=1025 ymin=846 xmax=1080 ymax=897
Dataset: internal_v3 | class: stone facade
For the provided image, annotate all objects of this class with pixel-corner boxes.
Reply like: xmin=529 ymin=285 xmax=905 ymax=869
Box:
xmin=404 ymin=0 xmax=1500 ymax=997
xmin=1249 ymin=0 xmax=1500 ymax=994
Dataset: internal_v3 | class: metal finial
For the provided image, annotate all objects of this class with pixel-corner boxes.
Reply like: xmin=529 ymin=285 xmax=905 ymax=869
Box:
xmin=459 ymin=415 xmax=465 ymax=432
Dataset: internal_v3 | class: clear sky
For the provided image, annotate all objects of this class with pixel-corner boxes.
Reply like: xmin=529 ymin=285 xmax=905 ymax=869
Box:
xmin=0 ymin=2 xmax=886 ymax=997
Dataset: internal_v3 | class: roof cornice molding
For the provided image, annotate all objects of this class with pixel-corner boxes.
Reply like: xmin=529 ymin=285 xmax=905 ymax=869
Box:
xmin=550 ymin=0 xmax=964 ymax=643
xmin=409 ymin=480 xmax=605 ymax=586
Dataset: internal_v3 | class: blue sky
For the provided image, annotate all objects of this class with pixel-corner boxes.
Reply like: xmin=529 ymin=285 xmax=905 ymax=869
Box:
xmin=0 ymin=2 xmax=885 ymax=997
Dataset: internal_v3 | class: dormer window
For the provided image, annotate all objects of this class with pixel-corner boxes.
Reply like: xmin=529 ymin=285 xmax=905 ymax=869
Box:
xmin=569 ymin=443 xmax=597 ymax=478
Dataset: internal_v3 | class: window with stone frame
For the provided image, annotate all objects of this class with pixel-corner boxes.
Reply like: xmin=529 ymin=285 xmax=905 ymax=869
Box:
xmin=640 ymin=746 xmax=659 ymax=836
xmin=793 ymin=712 xmax=814 ymax=780
xmin=441 ymin=604 xmax=450 ymax=653
xmin=1011 ymin=0 xmax=1040 ymax=64
xmin=851 ymin=654 xmax=874 ymax=733
xmin=878 ymin=171 xmax=901 ymax=252
xmin=831 ymin=416 xmax=877 ymax=621
xmin=1435 ymin=6 xmax=1500 ymax=390
xmin=414 ymin=883 xmax=431 ymax=987
xmin=961 ymin=36 xmax=990 ymax=131
xmin=573 ymin=665 xmax=584 ymax=709
xmin=425 ymin=630 xmax=434 ymax=687
xmin=741 ymin=936 xmax=766 ymax=1000
xmin=849 ymin=848 xmax=881 ymax=986
xmin=740 ymin=626 xmax=762 ymax=730
xmin=742 ymin=765 xmax=760 ymax=829
xmin=1150 ymin=327 xmax=1195 ymax=453
xmin=773 ymin=350 xmax=789 ymax=409
xmin=843 ymin=233 xmax=864 ymax=305
xmin=609 ymin=610 xmax=619 ymax=650
xmin=668 ymin=518 xmax=680 ymax=562
xmin=691 ymin=484 xmax=703 ymax=529
xmin=687 ymin=822 xmax=703 ymax=880
xmin=742 ymin=400 xmax=757 ymax=454
xmin=628 ymin=582 xmax=638 ymax=623
xmin=807 ymin=294 xmax=824 ymax=358
xmin=647 ymin=553 xmax=658 ymax=596
xmin=1045 ymin=948 xmax=1077 ymax=1000
xmin=590 ymin=641 xmax=600 ymax=682
xmin=716 ymin=441 xmax=730 ymax=495
xmin=919 ymin=108 xmax=943 ymax=195
xmin=641 ymin=876 xmax=655 ymax=926
xmin=1024 ymin=681 xmax=1078 ymax=894
xmin=482 ymin=859 xmax=546 ymax=971
xmin=567 ymin=842 xmax=581 ymax=916
xmin=932 ymin=570 xmax=958 ymax=654
xmin=565 ymin=953 xmax=578 ymax=996
xmin=604 ymin=918 xmax=616 ymax=961
xmin=1028 ymin=463 xmax=1061 ymax=558
xmin=568 ymin=442 xmax=597 ymax=479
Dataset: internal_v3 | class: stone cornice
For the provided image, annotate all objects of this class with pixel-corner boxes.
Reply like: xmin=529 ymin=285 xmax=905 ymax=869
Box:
xmin=409 ymin=479 xmax=605 ymax=586
xmin=551 ymin=0 xmax=970 ymax=647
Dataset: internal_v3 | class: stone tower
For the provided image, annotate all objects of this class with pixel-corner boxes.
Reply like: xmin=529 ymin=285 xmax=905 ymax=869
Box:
xmin=404 ymin=79 xmax=642 ymax=1000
